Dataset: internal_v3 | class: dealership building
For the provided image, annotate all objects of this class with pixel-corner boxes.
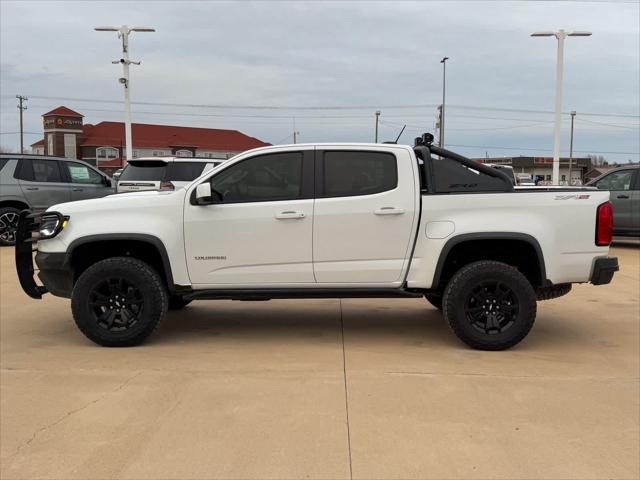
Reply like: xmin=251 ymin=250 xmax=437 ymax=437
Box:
xmin=478 ymin=155 xmax=592 ymax=184
xmin=31 ymin=106 xmax=271 ymax=173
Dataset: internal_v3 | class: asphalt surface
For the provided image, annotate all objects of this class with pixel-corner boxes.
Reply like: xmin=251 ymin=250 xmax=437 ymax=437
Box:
xmin=1 ymin=245 xmax=638 ymax=479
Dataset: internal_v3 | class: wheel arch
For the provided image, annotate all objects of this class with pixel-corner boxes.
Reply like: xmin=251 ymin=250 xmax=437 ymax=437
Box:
xmin=67 ymin=234 xmax=175 ymax=292
xmin=431 ymin=232 xmax=547 ymax=290
xmin=0 ymin=199 xmax=30 ymax=211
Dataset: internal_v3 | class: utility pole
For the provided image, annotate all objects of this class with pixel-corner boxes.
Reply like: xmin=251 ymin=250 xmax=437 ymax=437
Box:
xmin=374 ymin=110 xmax=380 ymax=142
xmin=292 ymin=117 xmax=299 ymax=144
xmin=568 ymin=110 xmax=576 ymax=185
xmin=16 ymin=95 xmax=27 ymax=154
xmin=531 ymin=30 xmax=591 ymax=184
xmin=439 ymin=56 xmax=449 ymax=148
xmin=95 ymin=25 xmax=155 ymax=163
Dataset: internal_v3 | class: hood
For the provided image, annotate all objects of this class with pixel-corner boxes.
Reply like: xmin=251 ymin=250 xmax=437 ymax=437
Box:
xmin=48 ymin=189 xmax=187 ymax=215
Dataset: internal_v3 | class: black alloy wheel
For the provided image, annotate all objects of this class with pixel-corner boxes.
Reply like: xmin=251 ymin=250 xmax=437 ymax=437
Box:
xmin=0 ymin=209 xmax=19 ymax=245
xmin=465 ymin=281 xmax=518 ymax=335
xmin=88 ymin=277 xmax=144 ymax=332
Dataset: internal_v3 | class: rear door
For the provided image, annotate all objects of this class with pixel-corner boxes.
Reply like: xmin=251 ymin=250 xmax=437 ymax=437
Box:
xmin=312 ymin=147 xmax=418 ymax=284
xmin=15 ymin=159 xmax=70 ymax=211
xmin=63 ymin=161 xmax=114 ymax=201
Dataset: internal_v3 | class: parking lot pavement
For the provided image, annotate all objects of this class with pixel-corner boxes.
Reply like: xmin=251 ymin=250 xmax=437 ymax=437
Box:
xmin=1 ymin=246 xmax=638 ymax=479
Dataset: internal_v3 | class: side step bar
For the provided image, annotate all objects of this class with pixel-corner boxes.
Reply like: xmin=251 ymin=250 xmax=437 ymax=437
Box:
xmin=187 ymin=288 xmax=425 ymax=301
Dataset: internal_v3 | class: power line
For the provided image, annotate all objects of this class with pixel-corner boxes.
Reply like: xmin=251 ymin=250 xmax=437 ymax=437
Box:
xmin=6 ymin=95 xmax=638 ymax=118
xmin=447 ymin=143 xmax=639 ymax=156
xmin=576 ymin=117 xmax=640 ymax=129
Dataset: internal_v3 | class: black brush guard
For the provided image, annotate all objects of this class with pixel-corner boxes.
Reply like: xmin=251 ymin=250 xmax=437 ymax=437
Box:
xmin=14 ymin=210 xmax=48 ymax=299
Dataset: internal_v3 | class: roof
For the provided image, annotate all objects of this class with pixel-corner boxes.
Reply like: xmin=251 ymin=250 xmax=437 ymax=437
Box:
xmin=42 ymin=106 xmax=83 ymax=117
xmin=31 ymin=139 xmax=45 ymax=147
xmin=131 ymin=156 xmax=227 ymax=163
xmin=80 ymin=121 xmax=271 ymax=151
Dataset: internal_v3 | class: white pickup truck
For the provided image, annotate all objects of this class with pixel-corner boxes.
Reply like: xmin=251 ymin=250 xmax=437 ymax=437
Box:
xmin=16 ymin=134 xmax=619 ymax=350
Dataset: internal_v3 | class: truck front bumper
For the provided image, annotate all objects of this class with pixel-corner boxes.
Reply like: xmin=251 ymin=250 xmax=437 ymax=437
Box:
xmin=590 ymin=257 xmax=619 ymax=285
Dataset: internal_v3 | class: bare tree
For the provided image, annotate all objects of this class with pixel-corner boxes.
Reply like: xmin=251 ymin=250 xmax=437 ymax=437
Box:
xmin=0 ymin=145 xmax=17 ymax=154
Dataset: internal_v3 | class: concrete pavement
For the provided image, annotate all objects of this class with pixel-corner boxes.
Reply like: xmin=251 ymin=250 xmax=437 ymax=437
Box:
xmin=1 ymin=246 xmax=638 ymax=479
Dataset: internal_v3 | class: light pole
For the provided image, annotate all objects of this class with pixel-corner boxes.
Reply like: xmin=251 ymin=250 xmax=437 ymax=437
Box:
xmin=531 ymin=30 xmax=591 ymax=185
xmin=374 ymin=110 xmax=380 ymax=142
xmin=439 ymin=56 xmax=449 ymax=147
xmin=568 ymin=110 xmax=576 ymax=185
xmin=94 ymin=25 xmax=155 ymax=163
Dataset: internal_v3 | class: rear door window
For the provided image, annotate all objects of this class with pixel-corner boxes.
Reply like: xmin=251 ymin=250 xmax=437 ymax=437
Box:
xmin=119 ymin=161 xmax=168 ymax=181
xmin=16 ymin=159 xmax=63 ymax=182
xmin=166 ymin=162 xmax=206 ymax=181
xmin=320 ymin=151 xmax=397 ymax=198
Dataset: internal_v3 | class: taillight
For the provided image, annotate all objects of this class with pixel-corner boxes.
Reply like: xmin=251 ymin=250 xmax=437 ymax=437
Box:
xmin=596 ymin=201 xmax=613 ymax=246
xmin=160 ymin=181 xmax=174 ymax=191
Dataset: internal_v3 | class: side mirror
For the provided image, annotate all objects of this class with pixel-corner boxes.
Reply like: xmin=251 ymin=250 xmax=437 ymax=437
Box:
xmin=195 ymin=182 xmax=223 ymax=205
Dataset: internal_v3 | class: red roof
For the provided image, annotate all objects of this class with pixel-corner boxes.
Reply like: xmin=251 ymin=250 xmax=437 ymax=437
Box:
xmin=31 ymin=139 xmax=45 ymax=147
xmin=81 ymin=121 xmax=270 ymax=151
xmin=43 ymin=106 xmax=83 ymax=117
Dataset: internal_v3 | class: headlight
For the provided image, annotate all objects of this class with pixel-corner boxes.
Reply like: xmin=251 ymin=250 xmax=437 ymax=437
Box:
xmin=38 ymin=213 xmax=69 ymax=240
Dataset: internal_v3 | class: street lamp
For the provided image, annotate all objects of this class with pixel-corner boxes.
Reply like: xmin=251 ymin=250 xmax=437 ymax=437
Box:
xmin=439 ymin=56 xmax=449 ymax=147
xmin=531 ymin=30 xmax=591 ymax=185
xmin=94 ymin=25 xmax=155 ymax=163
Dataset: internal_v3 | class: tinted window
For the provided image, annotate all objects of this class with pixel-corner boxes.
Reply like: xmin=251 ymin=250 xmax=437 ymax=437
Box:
xmin=211 ymin=152 xmax=302 ymax=203
xmin=166 ymin=162 xmax=206 ymax=181
xmin=322 ymin=151 xmax=397 ymax=198
xmin=119 ymin=161 xmax=168 ymax=181
xmin=16 ymin=159 xmax=63 ymax=183
xmin=595 ymin=170 xmax=634 ymax=191
xmin=0 ymin=159 xmax=8 ymax=172
xmin=65 ymin=162 xmax=104 ymax=184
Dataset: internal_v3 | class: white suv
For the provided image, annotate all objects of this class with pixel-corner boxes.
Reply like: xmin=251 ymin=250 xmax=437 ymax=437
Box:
xmin=117 ymin=157 xmax=225 ymax=193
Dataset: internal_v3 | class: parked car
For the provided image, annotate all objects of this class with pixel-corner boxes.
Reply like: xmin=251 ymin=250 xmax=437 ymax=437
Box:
xmin=587 ymin=166 xmax=639 ymax=237
xmin=489 ymin=165 xmax=516 ymax=185
xmin=15 ymin=135 xmax=618 ymax=350
xmin=0 ymin=154 xmax=114 ymax=246
xmin=117 ymin=157 xmax=225 ymax=193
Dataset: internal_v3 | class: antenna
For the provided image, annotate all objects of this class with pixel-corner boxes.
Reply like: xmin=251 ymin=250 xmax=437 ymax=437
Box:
xmin=394 ymin=125 xmax=406 ymax=144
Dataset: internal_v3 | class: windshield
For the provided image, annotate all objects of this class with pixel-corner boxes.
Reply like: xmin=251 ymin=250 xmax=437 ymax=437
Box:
xmin=119 ymin=161 xmax=207 ymax=182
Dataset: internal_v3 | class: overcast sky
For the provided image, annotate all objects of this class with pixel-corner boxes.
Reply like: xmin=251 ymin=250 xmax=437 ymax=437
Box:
xmin=1 ymin=0 xmax=638 ymax=162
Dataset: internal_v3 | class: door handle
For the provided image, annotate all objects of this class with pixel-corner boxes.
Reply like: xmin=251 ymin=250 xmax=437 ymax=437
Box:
xmin=617 ymin=195 xmax=629 ymax=199
xmin=374 ymin=207 xmax=405 ymax=215
xmin=72 ymin=188 xmax=84 ymax=192
xmin=275 ymin=210 xmax=305 ymax=219
xmin=25 ymin=187 xmax=39 ymax=191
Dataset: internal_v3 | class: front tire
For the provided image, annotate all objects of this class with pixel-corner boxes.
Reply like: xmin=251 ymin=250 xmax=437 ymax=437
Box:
xmin=443 ymin=261 xmax=537 ymax=351
xmin=71 ymin=257 xmax=168 ymax=347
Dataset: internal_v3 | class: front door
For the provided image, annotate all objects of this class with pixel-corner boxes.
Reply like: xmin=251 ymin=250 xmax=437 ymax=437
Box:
xmin=312 ymin=148 xmax=418 ymax=284
xmin=594 ymin=169 xmax=636 ymax=233
xmin=184 ymin=149 xmax=315 ymax=285
xmin=63 ymin=161 xmax=114 ymax=201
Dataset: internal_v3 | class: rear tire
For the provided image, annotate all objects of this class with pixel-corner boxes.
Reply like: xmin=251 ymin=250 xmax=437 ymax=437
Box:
xmin=424 ymin=293 xmax=443 ymax=311
xmin=71 ymin=257 xmax=168 ymax=347
xmin=443 ymin=261 xmax=537 ymax=350
xmin=0 ymin=207 xmax=21 ymax=246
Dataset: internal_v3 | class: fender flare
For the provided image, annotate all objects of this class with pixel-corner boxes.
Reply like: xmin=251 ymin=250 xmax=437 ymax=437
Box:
xmin=431 ymin=232 xmax=547 ymax=289
xmin=66 ymin=233 xmax=175 ymax=288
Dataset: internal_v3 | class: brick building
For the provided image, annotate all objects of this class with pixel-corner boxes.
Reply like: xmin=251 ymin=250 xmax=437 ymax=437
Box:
xmin=31 ymin=106 xmax=271 ymax=173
